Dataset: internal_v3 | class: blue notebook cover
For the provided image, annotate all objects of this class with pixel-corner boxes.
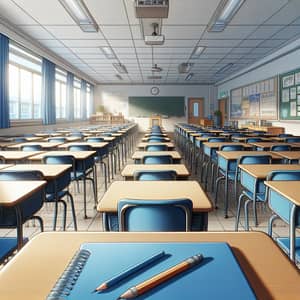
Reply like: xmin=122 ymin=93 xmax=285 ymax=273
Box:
xmin=47 ymin=242 xmax=256 ymax=300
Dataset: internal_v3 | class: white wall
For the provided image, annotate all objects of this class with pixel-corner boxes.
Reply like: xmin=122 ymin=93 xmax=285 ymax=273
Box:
xmin=217 ymin=37 xmax=300 ymax=134
xmin=94 ymin=85 xmax=217 ymax=131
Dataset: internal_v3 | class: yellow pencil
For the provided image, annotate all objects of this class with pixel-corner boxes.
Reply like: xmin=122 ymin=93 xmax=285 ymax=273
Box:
xmin=117 ymin=253 xmax=203 ymax=299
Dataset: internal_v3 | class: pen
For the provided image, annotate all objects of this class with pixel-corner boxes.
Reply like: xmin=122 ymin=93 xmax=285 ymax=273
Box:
xmin=93 ymin=250 xmax=165 ymax=292
xmin=117 ymin=253 xmax=203 ymax=299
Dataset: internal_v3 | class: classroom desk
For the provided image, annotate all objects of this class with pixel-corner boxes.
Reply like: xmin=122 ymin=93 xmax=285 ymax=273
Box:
xmin=28 ymin=151 xmax=96 ymax=218
xmin=271 ymin=151 xmax=300 ymax=163
xmin=6 ymin=142 xmax=63 ymax=150
xmin=132 ymin=151 xmax=181 ymax=163
xmin=121 ymin=164 xmax=190 ymax=180
xmin=57 ymin=141 xmax=108 ymax=150
xmin=0 ymin=164 xmax=13 ymax=170
xmin=137 ymin=142 xmax=175 ymax=150
xmin=11 ymin=137 xmax=42 ymax=142
xmin=215 ymin=151 xmax=282 ymax=218
xmin=97 ymin=181 xmax=212 ymax=231
xmin=0 ymin=181 xmax=46 ymax=249
xmin=264 ymin=181 xmax=300 ymax=262
xmin=0 ymin=142 xmax=18 ymax=150
xmin=237 ymin=164 xmax=300 ymax=230
xmin=44 ymin=136 xmax=81 ymax=142
xmin=231 ymin=136 xmax=272 ymax=142
xmin=249 ymin=142 xmax=296 ymax=151
xmin=144 ymin=133 xmax=168 ymax=137
xmin=0 ymin=151 xmax=45 ymax=163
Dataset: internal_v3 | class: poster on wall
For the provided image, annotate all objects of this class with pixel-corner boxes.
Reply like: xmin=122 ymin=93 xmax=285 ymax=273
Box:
xmin=282 ymin=89 xmax=290 ymax=102
xmin=290 ymin=101 xmax=297 ymax=117
xmin=282 ymin=74 xmax=295 ymax=88
xmin=230 ymin=88 xmax=243 ymax=118
xmin=260 ymin=92 xmax=277 ymax=118
xmin=295 ymin=72 xmax=300 ymax=85
xmin=248 ymin=94 xmax=260 ymax=118
xmin=290 ymin=87 xmax=297 ymax=100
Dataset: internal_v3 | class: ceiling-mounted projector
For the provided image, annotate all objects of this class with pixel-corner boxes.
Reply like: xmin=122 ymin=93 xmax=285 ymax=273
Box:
xmin=145 ymin=34 xmax=164 ymax=45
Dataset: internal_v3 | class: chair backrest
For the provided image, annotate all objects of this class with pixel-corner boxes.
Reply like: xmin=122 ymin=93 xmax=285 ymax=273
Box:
xmin=21 ymin=144 xmax=42 ymax=151
xmin=207 ymin=137 xmax=226 ymax=142
xmin=142 ymin=155 xmax=173 ymax=164
xmin=48 ymin=137 xmax=66 ymax=143
xmin=270 ymin=144 xmax=292 ymax=151
xmin=246 ymin=137 xmax=262 ymax=143
xmin=86 ymin=137 xmax=104 ymax=142
xmin=145 ymin=144 xmax=168 ymax=151
xmin=285 ymin=137 xmax=300 ymax=143
xmin=278 ymin=134 xmax=293 ymax=137
xmin=67 ymin=144 xmax=92 ymax=151
xmin=0 ymin=170 xmax=43 ymax=181
xmin=118 ymin=198 xmax=192 ymax=231
xmin=133 ymin=170 xmax=177 ymax=181
xmin=267 ymin=170 xmax=300 ymax=181
xmin=148 ymin=137 xmax=167 ymax=142
xmin=238 ymin=154 xmax=272 ymax=165
xmin=14 ymin=137 xmax=26 ymax=142
xmin=220 ymin=144 xmax=244 ymax=151
xmin=0 ymin=170 xmax=45 ymax=225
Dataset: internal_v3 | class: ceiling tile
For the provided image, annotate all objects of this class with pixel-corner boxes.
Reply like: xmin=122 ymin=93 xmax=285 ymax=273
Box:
xmin=248 ymin=25 xmax=283 ymax=39
xmin=17 ymin=25 xmax=54 ymax=39
xmin=45 ymin=25 xmax=104 ymax=39
xmin=272 ymin=25 xmax=300 ymax=39
xmin=163 ymin=26 xmax=206 ymax=39
xmin=61 ymin=39 xmax=108 ymax=47
xmin=101 ymin=26 xmax=132 ymax=39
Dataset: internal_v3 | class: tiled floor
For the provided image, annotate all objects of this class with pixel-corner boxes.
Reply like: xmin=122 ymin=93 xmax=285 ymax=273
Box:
xmin=0 ymin=133 xmax=298 ymax=261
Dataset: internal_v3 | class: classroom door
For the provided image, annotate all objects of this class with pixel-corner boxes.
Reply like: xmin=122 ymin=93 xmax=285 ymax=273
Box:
xmin=188 ymin=98 xmax=204 ymax=124
xmin=218 ymin=98 xmax=228 ymax=127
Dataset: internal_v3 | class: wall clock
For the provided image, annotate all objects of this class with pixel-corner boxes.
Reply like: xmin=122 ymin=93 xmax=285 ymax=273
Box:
xmin=151 ymin=86 xmax=160 ymax=95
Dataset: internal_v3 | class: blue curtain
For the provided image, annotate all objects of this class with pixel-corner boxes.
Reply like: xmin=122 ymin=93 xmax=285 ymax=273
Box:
xmin=81 ymin=80 xmax=87 ymax=120
xmin=0 ymin=34 xmax=10 ymax=128
xmin=42 ymin=58 xmax=56 ymax=124
xmin=66 ymin=72 xmax=74 ymax=121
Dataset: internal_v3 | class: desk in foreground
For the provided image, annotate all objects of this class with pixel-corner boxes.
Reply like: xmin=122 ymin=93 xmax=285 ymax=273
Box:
xmin=97 ymin=181 xmax=212 ymax=231
xmin=0 ymin=231 xmax=299 ymax=300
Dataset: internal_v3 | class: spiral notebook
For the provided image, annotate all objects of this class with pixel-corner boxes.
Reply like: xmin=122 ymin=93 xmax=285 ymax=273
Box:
xmin=46 ymin=242 xmax=256 ymax=300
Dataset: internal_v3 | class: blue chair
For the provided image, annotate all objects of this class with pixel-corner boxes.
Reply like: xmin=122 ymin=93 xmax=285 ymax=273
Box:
xmin=142 ymin=155 xmax=173 ymax=164
xmin=86 ymin=137 xmax=109 ymax=189
xmin=66 ymin=146 xmax=97 ymax=217
xmin=245 ymin=137 xmax=262 ymax=143
xmin=0 ymin=170 xmax=45 ymax=248
xmin=0 ymin=237 xmax=28 ymax=263
xmin=145 ymin=144 xmax=168 ymax=151
xmin=118 ymin=198 xmax=192 ymax=231
xmin=270 ymin=145 xmax=292 ymax=151
xmin=42 ymin=155 xmax=78 ymax=230
xmin=278 ymin=134 xmax=293 ymax=137
xmin=21 ymin=144 xmax=42 ymax=151
xmin=14 ymin=137 xmax=26 ymax=142
xmin=266 ymin=170 xmax=300 ymax=262
xmin=235 ymin=154 xmax=272 ymax=231
xmin=285 ymin=137 xmax=300 ymax=143
xmin=214 ymin=144 xmax=245 ymax=214
xmin=133 ymin=170 xmax=177 ymax=181
xmin=48 ymin=137 xmax=66 ymax=143
xmin=148 ymin=138 xmax=168 ymax=143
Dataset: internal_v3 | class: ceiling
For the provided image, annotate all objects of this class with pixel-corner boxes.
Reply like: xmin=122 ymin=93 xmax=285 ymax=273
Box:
xmin=0 ymin=0 xmax=300 ymax=85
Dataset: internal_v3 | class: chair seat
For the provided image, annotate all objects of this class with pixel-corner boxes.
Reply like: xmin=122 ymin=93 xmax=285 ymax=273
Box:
xmin=277 ymin=237 xmax=300 ymax=262
xmin=46 ymin=190 xmax=69 ymax=202
xmin=0 ymin=237 xmax=28 ymax=262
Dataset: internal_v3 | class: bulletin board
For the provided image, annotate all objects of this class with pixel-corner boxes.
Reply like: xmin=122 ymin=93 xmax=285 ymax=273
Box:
xmin=279 ymin=68 xmax=300 ymax=120
xmin=230 ymin=76 xmax=278 ymax=120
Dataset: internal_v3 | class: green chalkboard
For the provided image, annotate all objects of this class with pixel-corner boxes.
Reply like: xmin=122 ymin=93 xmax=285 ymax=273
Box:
xmin=279 ymin=68 xmax=300 ymax=120
xmin=128 ymin=97 xmax=185 ymax=117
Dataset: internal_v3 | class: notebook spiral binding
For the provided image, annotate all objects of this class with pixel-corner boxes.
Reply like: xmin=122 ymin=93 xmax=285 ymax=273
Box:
xmin=46 ymin=249 xmax=91 ymax=300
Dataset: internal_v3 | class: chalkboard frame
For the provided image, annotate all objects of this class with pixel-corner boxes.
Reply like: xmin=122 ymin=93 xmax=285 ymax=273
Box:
xmin=128 ymin=97 xmax=185 ymax=117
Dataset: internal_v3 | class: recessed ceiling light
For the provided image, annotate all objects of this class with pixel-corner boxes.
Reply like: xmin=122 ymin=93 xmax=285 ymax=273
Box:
xmin=191 ymin=46 xmax=205 ymax=58
xmin=113 ymin=63 xmax=128 ymax=74
xmin=100 ymin=47 xmax=117 ymax=59
xmin=59 ymin=0 xmax=99 ymax=32
xmin=208 ymin=0 xmax=245 ymax=32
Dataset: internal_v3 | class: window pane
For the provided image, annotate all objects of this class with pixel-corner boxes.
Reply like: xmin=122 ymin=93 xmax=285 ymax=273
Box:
xmin=61 ymin=84 xmax=66 ymax=119
xmin=33 ymin=74 xmax=41 ymax=118
xmin=9 ymin=64 xmax=19 ymax=119
xmin=193 ymin=103 xmax=199 ymax=117
xmin=20 ymin=69 xmax=32 ymax=119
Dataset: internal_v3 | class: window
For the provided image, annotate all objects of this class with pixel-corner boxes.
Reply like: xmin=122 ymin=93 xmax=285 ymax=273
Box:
xmin=55 ymin=68 xmax=67 ymax=119
xmin=8 ymin=42 xmax=42 ymax=120
xmin=73 ymin=77 xmax=81 ymax=119
xmin=86 ymin=83 xmax=92 ymax=118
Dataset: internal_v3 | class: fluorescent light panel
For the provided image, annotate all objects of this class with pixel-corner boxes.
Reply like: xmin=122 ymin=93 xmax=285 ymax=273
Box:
xmin=208 ymin=0 xmax=245 ymax=32
xmin=185 ymin=73 xmax=194 ymax=81
xmin=191 ymin=46 xmax=205 ymax=58
xmin=216 ymin=63 xmax=234 ymax=74
xmin=113 ymin=63 xmax=128 ymax=74
xmin=59 ymin=0 xmax=99 ymax=32
xmin=100 ymin=47 xmax=117 ymax=59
